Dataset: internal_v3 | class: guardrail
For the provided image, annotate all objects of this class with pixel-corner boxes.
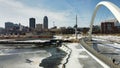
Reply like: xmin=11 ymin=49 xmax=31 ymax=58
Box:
xmin=80 ymin=38 xmax=120 ymax=68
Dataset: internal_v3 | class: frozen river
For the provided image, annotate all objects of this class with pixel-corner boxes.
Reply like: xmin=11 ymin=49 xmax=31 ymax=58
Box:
xmin=0 ymin=46 xmax=66 ymax=68
xmin=0 ymin=38 xmax=109 ymax=68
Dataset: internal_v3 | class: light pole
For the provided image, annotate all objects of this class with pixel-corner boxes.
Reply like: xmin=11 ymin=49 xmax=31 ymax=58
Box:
xmin=75 ymin=15 xmax=78 ymax=40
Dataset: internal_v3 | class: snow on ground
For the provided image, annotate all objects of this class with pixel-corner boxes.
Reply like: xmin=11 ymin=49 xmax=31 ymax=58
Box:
xmin=93 ymin=35 xmax=120 ymax=43
xmin=63 ymin=43 xmax=105 ymax=68
xmin=17 ymin=39 xmax=49 ymax=42
xmin=0 ymin=39 xmax=15 ymax=41
xmin=65 ymin=43 xmax=83 ymax=68
xmin=54 ymin=34 xmax=82 ymax=40
xmin=54 ymin=36 xmax=63 ymax=39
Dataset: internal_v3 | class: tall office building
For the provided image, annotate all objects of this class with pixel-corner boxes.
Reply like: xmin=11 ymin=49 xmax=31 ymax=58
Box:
xmin=29 ymin=18 xmax=36 ymax=29
xmin=43 ymin=16 xmax=48 ymax=29
xmin=5 ymin=22 xmax=14 ymax=30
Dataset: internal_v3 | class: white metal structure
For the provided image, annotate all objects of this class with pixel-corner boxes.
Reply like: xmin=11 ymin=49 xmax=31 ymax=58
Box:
xmin=89 ymin=1 xmax=120 ymax=40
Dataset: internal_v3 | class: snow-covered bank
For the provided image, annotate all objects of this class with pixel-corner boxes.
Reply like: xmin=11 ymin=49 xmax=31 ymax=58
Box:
xmin=54 ymin=34 xmax=82 ymax=40
xmin=58 ymin=44 xmax=72 ymax=68
xmin=0 ymin=39 xmax=15 ymax=41
xmin=60 ymin=43 xmax=104 ymax=68
xmin=18 ymin=39 xmax=49 ymax=42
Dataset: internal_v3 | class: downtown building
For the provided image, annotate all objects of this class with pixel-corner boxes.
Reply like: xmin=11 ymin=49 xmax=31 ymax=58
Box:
xmin=29 ymin=18 xmax=36 ymax=29
xmin=43 ymin=16 xmax=48 ymax=29
xmin=4 ymin=22 xmax=25 ymax=35
xmin=101 ymin=19 xmax=120 ymax=34
xmin=36 ymin=24 xmax=43 ymax=31
xmin=5 ymin=22 xmax=14 ymax=30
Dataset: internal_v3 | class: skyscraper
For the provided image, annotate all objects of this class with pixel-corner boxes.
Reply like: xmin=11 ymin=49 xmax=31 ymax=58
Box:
xmin=29 ymin=18 xmax=36 ymax=29
xmin=43 ymin=16 xmax=48 ymax=29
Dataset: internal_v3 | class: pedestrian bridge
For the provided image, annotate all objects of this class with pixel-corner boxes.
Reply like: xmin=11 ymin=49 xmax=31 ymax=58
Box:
xmin=88 ymin=1 xmax=120 ymax=40
xmin=80 ymin=1 xmax=120 ymax=68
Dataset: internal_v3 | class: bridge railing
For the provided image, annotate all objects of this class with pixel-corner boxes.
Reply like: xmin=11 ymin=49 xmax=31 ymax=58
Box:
xmin=80 ymin=38 xmax=120 ymax=68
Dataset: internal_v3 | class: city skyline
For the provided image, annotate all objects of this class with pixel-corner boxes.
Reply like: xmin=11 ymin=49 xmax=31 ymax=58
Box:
xmin=0 ymin=0 xmax=120 ymax=28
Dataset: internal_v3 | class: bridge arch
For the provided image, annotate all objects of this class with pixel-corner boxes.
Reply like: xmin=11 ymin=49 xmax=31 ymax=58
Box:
xmin=89 ymin=1 xmax=120 ymax=40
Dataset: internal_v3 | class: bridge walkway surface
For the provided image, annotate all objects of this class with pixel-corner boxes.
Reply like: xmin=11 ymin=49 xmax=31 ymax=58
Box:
xmin=65 ymin=43 xmax=106 ymax=68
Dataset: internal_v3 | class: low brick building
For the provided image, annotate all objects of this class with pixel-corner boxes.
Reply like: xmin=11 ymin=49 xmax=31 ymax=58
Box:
xmin=101 ymin=19 xmax=120 ymax=34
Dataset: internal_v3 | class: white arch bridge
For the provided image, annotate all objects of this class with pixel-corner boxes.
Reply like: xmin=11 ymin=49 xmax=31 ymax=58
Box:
xmin=80 ymin=1 xmax=120 ymax=68
xmin=89 ymin=1 xmax=120 ymax=40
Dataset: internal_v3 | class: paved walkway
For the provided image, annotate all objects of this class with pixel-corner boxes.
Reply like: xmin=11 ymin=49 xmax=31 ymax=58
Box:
xmin=66 ymin=43 xmax=104 ymax=68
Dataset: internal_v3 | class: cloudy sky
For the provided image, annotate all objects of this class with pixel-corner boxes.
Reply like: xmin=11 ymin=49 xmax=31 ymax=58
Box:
xmin=0 ymin=0 xmax=120 ymax=28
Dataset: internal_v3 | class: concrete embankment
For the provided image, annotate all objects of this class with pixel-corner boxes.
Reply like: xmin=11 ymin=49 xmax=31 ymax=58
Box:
xmin=58 ymin=44 xmax=72 ymax=68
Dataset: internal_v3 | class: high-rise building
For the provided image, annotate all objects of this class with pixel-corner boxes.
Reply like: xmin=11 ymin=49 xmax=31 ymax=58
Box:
xmin=5 ymin=22 xmax=14 ymax=30
xmin=29 ymin=18 xmax=36 ymax=29
xmin=43 ymin=16 xmax=48 ymax=29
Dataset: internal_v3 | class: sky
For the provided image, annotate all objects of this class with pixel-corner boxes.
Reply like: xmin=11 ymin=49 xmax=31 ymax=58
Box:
xmin=0 ymin=0 xmax=120 ymax=28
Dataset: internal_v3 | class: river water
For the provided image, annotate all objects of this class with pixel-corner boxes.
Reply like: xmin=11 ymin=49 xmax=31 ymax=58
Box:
xmin=0 ymin=40 xmax=67 ymax=68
